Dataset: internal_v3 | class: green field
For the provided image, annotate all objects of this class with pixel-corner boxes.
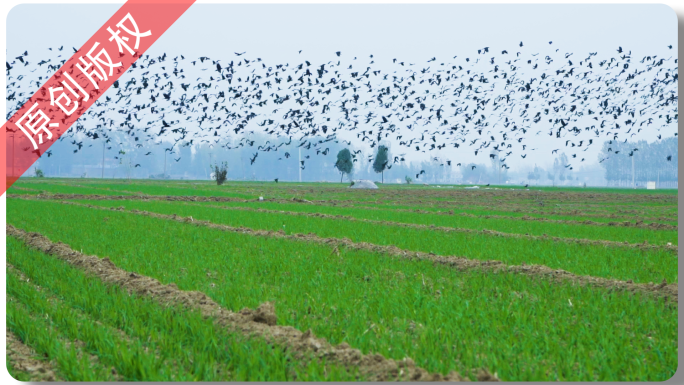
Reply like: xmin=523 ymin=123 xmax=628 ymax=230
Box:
xmin=6 ymin=178 xmax=678 ymax=381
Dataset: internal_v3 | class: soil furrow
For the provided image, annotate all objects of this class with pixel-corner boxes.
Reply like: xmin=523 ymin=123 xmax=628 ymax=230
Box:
xmin=7 ymin=262 xmax=238 ymax=381
xmin=184 ymin=202 xmax=678 ymax=250
xmin=7 ymin=224 xmax=491 ymax=382
xmin=43 ymin=200 xmax=678 ymax=305
xmin=6 ymin=329 xmax=62 ymax=382
xmin=10 ymin=192 xmax=676 ymax=224
xmin=35 ymin=197 xmax=674 ymax=252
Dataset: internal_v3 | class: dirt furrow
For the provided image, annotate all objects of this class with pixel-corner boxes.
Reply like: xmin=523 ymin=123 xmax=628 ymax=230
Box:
xmin=7 ymin=262 xmax=242 ymax=381
xmin=10 ymin=195 xmax=677 ymax=251
xmin=5 ymin=329 xmax=64 ymax=382
xmin=386 ymin=207 xmax=676 ymax=227
xmin=7 ymin=224 xmax=492 ymax=382
xmin=6 ymin=329 xmax=62 ymax=382
xmin=8 ymin=186 xmax=40 ymax=192
xmin=183 ymin=203 xmax=677 ymax=251
xmin=47 ymin=200 xmax=678 ymax=305
xmin=10 ymin=192 xmax=676 ymax=224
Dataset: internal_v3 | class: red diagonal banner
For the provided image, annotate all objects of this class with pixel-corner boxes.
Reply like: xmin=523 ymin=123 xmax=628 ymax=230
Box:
xmin=2 ymin=0 xmax=195 ymax=195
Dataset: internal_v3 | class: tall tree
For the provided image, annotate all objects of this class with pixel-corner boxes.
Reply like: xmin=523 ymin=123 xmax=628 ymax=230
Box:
xmin=334 ymin=148 xmax=354 ymax=182
xmin=372 ymin=145 xmax=389 ymax=183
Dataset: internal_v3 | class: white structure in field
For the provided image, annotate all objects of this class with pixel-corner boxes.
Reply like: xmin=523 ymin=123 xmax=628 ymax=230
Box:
xmin=647 ymin=181 xmax=656 ymax=190
xmin=350 ymin=180 xmax=378 ymax=189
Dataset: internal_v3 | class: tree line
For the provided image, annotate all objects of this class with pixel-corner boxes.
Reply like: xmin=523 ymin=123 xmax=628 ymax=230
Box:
xmin=598 ymin=137 xmax=678 ymax=183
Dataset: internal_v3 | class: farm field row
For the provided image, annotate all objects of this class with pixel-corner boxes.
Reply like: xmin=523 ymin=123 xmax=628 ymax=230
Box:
xmin=12 ymin=191 xmax=677 ymax=243
xmin=12 ymin=179 xmax=679 ymax=204
xmin=10 ymin=180 xmax=677 ymax=222
xmin=7 ymin=197 xmax=679 ymax=381
xmin=38 ymin=198 xmax=678 ymax=283
xmin=6 ymin=236 xmax=367 ymax=381
xmin=33 ymin=198 xmax=677 ymax=303
xmin=218 ymin=201 xmax=678 ymax=227
xmin=191 ymin=201 xmax=678 ymax=241
xmin=7 ymin=187 xmax=678 ymax=229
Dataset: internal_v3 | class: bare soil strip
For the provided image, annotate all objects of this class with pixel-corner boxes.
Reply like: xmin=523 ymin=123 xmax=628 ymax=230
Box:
xmin=417 ymin=211 xmax=676 ymax=231
xmin=6 ymin=329 xmax=62 ymax=382
xmin=10 ymin=192 xmax=676 ymax=224
xmin=46 ymin=201 xmax=678 ymax=305
xmin=185 ymin=203 xmax=677 ymax=250
xmin=10 ymin=195 xmax=677 ymax=251
xmin=7 ymin=186 xmax=40 ymax=192
xmin=7 ymin=263 xmax=138 ymax=381
xmin=37 ymin=197 xmax=674 ymax=253
xmin=7 ymin=225 xmax=495 ymax=382
xmin=7 ymin=262 xmax=241 ymax=381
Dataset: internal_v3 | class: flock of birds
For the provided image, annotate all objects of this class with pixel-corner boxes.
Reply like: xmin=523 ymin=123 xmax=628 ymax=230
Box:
xmin=5 ymin=40 xmax=678 ymax=175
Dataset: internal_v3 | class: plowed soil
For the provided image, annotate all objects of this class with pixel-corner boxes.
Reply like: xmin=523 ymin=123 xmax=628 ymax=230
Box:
xmin=8 ymin=224 xmax=500 ymax=382
xmin=6 ymin=329 xmax=61 ymax=382
xmin=44 ymin=201 xmax=678 ymax=305
xmin=11 ymin=192 xmax=677 ymax=224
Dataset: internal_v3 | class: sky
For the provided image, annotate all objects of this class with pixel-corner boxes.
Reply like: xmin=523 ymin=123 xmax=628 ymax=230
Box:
xmin=5 ymin=3 xmax=678 ymax=176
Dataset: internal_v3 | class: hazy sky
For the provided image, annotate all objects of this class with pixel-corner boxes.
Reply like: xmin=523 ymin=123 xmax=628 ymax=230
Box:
xmin=6 ymin=3 xmax=678 ymax=173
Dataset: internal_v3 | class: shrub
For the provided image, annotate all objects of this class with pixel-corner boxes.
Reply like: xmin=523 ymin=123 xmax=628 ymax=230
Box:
xmin=211 ymin=162 xmax=228 ymax=185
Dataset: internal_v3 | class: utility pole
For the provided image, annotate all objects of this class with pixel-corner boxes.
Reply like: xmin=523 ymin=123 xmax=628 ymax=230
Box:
xmin=498 ymin=155 xmax=501 ymax=185
xmin=102 ymin=140 xmax=105 ymax=179
xmin=299 ymin=148 xmax=302 ymax=182
xmin=632 ymin=155 xmax=635 ymax=189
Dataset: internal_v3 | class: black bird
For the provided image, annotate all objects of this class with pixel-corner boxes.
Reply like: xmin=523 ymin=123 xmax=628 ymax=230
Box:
xmin=667 ymin=155 xmax=672 ymax=161
xmin=472 ymin=165 xmax=476 ymax=170
xmin=524 ymin=184 xmax=529 ymax=188
xmin=134 ymin=164 xmax=141 ymax=167
xmin=250 ymin=152 xmax=258 ymax=165
xmin=274 ymin=178 xmax=278 ymax=183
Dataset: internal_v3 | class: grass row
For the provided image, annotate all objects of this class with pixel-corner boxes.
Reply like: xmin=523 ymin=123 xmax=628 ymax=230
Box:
xmin=6 ymin=236 xmax=360 ymax=381
xmin=12 ymin=182 xmax=676 ymax=226
xmin=8 ymin=182 xmax=134 ymax=196
xmin=193 ymin=200 xmax=678 ymax=244
xmin=10 ymin=180 xmax=256 ymax=199
xmin=11 ymin=181 xmax=677 ymax=224
xmin=13 ymin=178 xmax=679 ymax=203
xmin=7 ymin=199 xmax=678 ymax=381
xmin=11 ymin=179 xmax=677 ymax=219
xmin=65 ymin=198 xmax=677 ymax=283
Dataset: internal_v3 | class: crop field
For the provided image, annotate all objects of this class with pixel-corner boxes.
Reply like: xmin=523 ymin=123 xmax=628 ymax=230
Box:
xmin=5 ymin=178 xmax=678 ymax=381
